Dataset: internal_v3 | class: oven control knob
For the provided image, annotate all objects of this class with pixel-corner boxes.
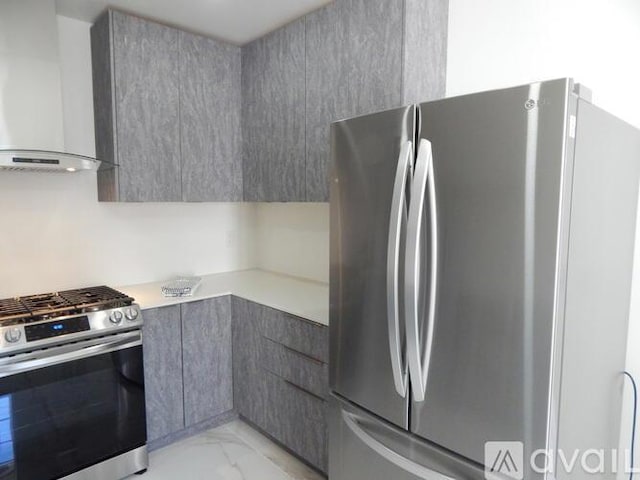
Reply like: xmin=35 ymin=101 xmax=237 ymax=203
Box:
xmin=109 ymin=310 xmax=124 ymax=325
xmin=125 ymin=308 xmax=139 ymax=321
xmin=4 ymin=328 xmax=21 ymax=343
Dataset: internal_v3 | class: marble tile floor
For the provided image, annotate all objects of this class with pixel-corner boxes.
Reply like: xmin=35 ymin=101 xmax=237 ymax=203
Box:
xmin=130 ymin=420 xmax=326 ymax=480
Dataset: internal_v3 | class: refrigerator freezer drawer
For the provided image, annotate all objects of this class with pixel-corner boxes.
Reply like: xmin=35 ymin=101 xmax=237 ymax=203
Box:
xmin=330 ymin=394 xmax=484 ymax=480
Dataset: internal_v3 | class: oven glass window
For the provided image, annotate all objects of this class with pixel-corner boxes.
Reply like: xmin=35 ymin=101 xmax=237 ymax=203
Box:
xmin=0 ymin=346 xmax=146 ymax=480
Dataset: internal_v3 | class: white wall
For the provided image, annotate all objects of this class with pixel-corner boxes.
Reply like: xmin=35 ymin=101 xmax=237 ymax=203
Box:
xmin=254 ymin=203 xmax=329 ymax=283
xmin=446 ymin=0 xmax=640 ymax=129
xmin=446 ymin=0 xmax=640 ymax=474
xmin=0 ymin=15 xmax=256 ymax=298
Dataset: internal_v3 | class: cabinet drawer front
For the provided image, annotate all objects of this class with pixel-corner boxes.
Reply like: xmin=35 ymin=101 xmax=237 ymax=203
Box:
xmin=264 ymin=371 xmax=328 ymax=471
xmin=262 ymin=337 xmax=328 ymax=400
xmin=247 ymin=301 xmax=328 ymax=363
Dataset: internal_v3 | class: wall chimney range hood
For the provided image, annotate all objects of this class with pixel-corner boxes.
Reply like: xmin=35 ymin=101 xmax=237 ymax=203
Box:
xmin=0 ymin=0 xmax=110 ymax=173
xmin=0 ymin=150 xmax=105 ymax=173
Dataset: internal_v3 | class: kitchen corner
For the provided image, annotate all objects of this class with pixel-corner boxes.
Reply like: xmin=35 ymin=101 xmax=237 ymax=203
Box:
xmin=2 ymin=0 xmax=640 ymax=480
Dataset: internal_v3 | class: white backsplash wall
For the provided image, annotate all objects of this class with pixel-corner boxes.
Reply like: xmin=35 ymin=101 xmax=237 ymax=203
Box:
xmin=0 ymin=15 xmax=256 ymax=298
xmin=0 ymin=172 xmax=256 ymax=298
xmin=446 ymin=0 xmax=640 ymax=474
xmin=254 ymin=203 xmax=329 ymax=284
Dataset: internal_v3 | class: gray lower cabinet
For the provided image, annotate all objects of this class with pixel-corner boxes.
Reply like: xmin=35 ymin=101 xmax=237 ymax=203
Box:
xmin=142 ymin=305 xmax=184 ymax=442
xmin=181 ymin=297 xmax=233 ymax=426
xmin=232 ymin=298 xmax=329 ymax=472
xmin=241 ymin=18 xmax=306 ymax=202
xmin=91 ymin=10 xmax=242 ymax=202
xmin=142 ymin=298 xmax=234 ymax=443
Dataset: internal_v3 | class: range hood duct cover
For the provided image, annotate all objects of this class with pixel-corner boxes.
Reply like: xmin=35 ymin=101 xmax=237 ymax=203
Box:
xmin=0 ymin=0 xmax=105 ymax=173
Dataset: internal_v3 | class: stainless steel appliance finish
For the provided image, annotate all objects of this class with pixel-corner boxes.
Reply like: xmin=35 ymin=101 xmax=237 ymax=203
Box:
xmin=330 ymin=105 xmax=415 ymax=429
xmin=330 ymin=78 xmax=640 ymax=479
xmin=409 ymin=81 xmax=570 ymax=466
xmin=61 ymin=445 xmax=148 ymax=480
xmin=0 ymin=286 xmax=148 ymax=480
xmin=0 ymin=285 xmax=142 ymax=356
xmin=0 ymin=149 xmax=108 ymax=173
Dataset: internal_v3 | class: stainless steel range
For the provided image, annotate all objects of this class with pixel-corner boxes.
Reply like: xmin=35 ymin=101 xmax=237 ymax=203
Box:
xmin=0 ymin=286 xmax=148 ymax=480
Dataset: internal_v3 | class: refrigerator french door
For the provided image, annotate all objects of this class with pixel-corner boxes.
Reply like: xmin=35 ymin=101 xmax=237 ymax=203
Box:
xmin=329 ymin=78 xmax=640 ymax=480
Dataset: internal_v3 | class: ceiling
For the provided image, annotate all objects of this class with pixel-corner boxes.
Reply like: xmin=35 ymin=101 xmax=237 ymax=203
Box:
xmin=55 ymin=0 xmax=332 ymax=45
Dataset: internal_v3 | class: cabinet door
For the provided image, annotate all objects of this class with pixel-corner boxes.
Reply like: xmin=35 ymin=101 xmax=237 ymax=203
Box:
xmin=181 ymin=297 xmax=233 ymax=426
xmin=179 ymin=32 xmax=242 ymax=201
xmin=112 ymin=11 xmax=181 ymax=202
xmin=242 ymin=18 xmax=306 ymax=202
xmin=305 ymin=2 xmax=351 ymax=202
xmin=305 ymin=0 xmax=403 ymax=202
xmin=231 ymin=298 xmax=267 ymax=426
xmin=142 ymin=305 xmax=184 ymax=441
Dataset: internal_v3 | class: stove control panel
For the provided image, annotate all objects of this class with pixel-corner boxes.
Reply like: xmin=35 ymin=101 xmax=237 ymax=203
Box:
xmin=0 ymin=304 xmax=144 ymax=355
xmin=25 ymin=316 xmax=91 ymax=342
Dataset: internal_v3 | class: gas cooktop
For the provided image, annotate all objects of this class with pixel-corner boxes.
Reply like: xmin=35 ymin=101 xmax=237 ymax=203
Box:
xmin=0 ymin=286 xmax=133 ymax=326
xmin=0 ymin=286 xmax=142 ymax=355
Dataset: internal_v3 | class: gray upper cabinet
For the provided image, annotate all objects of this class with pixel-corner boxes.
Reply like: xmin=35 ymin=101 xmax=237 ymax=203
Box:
xmin=142 ymin=305 xmax=184 ymax=442
xmin=93 ymin=11 xmax=181 ymax=202
xmin=304 ymin=2 xmax=351 ymax=203
xmin=179 ymin=32 xmax=243 ymax=201
xmin=242 ymin=18 xmax=306 ymax=202
xmin=304 ymin=0 xmax=448 ymax=201
xmin=91 ymin=10 xmax=242 ymax=202
xmin=181 ymin=297 xmax=233 ymax=426
xmin=92 ymin=2 xmax=447 ymax=203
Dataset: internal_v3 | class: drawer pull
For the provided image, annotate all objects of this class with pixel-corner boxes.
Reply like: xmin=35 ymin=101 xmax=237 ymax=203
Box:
xmin=264 ymin=336 xmax=325 ymax=365
xmin=283 ymin=377 xmax=326 ymax=403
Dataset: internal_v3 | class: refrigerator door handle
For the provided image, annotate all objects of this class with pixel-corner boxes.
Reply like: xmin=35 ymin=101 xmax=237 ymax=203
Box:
xmin=387 ymin=140 xmax=413 ymax=397
xmin=405 ymin=139 xmax=438 ymax=403
xmin=342 ymin=410 xmax=455 ymax=480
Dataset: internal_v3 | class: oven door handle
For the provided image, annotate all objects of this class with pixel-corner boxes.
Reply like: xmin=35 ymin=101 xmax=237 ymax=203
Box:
xmin=0 ymin=330 xmax=142 ymax=379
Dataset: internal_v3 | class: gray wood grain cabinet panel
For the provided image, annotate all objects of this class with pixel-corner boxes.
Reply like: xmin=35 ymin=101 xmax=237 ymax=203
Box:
xmin=112 ymin=11 xmax=181 ymax=202
xmin=268 ymin=372 xmax=328 ymax=471
xmin=91 ymin=13 xmax=118 ymax=202
xmin=305 ymin=0 xmax=403 ymax=202
xmin=257 ymin=304 xmax=329 ymax=363
xmin=142 ymin=305 xmax=184 ymax=442
xmin=179 ymin=32 xmax=242 ymax=201
xmin=242 ymin=18 xmax=306 ymax=202
xmin=402 ymin=0 xmax=448 ymax=105
xmin=262 ymin=337 xmax=329 ymax=399
xmin=304 ymin=0 xmax=447 ymax=201
xmin=181 ymin=297 xmax=233 ymax=426
xmin=304 ymin=1 xmax=351 ymax=202
xmin=232 ymin=298 xmax=328 ymax=472
xmin=348 ymin=0 xmax=403 ymax=117
xmin=231 ymin=298 xmax=268 ymax=427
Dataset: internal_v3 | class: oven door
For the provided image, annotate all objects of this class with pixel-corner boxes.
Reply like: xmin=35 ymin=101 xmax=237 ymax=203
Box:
xmin=0 ymin=330 xmax=146 ymax=480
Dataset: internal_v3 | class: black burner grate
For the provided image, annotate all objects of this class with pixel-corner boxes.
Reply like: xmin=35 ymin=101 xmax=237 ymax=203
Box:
xmin=0 ymin=298 xmax=31 ymax=323
xmin=58 ymin=286 xmax=133 ymax=310
xmin=0 ymin=286 xmax=134 ymax=325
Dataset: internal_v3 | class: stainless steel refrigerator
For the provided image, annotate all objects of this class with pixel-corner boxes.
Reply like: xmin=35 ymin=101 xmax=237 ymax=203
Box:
xmin=329 ymin=78 xmax=640 ymax=480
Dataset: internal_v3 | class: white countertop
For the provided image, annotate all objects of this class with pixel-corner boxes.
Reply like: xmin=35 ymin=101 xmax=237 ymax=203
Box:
xmin=117 ymin=269 xmax=329 ymax=326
